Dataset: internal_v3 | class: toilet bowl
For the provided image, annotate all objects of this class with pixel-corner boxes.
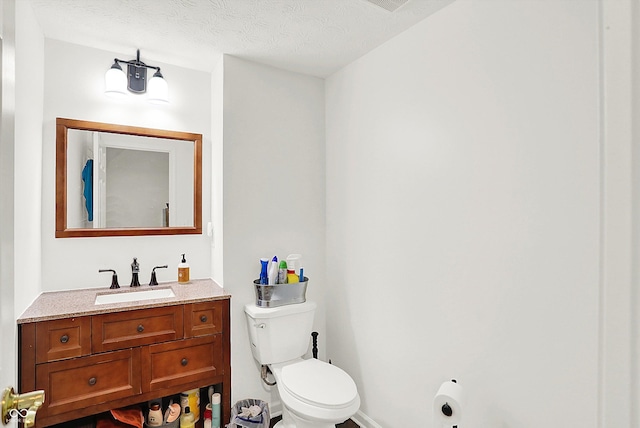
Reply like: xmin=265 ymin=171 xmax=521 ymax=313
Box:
xmin=244 ymin=302 xmax=360 ymax=428
xmin=271 ymin=358 xmax=360 ymax=427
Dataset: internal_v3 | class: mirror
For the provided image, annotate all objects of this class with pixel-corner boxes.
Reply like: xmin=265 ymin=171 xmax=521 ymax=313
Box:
xmin=56 ymin=118 xmax=202 ymax=237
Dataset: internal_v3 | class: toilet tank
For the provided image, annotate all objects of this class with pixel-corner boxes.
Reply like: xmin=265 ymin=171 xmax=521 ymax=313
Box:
xmin=244 ymin=301 xmax=317 ymax=365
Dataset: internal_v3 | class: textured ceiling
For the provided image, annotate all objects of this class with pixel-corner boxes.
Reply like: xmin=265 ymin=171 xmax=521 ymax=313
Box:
xmin=28 ymin=0 xmax=454 ymax=77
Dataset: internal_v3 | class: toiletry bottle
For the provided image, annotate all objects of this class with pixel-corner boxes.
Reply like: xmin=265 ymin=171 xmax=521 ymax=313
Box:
xmin=286 ymin=254 xmax=301 ymax=275
xmin=278 ymin=260 xmax=288 ymax=284
xmin=180 ymin=389 xmax=200 ymax=422
xmin=180 ymin=407 xmax=195 ymax=428
xmin=147 ymin=402 xmax=163 ymax=427
xmin=207 ymin=385 xmax=214 ymax=408
xmin=287 ymin=267 xmax=299 ymax=284
xmin=267 ymin=256 xmax=278 ymax=285
xmin=259 ymin=258 xmax=269 ymax=284
xmin=178 ymin=254 xmax=190 ymax=284
xmin=203 ymin=407 xmax=212 ymax=428
xmin=210 ymin=393 xmax=221 ymax=428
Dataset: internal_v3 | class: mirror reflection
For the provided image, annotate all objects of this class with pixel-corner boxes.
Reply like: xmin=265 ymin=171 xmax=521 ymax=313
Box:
xmin=56 ymin=118 xmax=202 ymax=238
xmin=67 ymin=130 xmax=193 ymax=229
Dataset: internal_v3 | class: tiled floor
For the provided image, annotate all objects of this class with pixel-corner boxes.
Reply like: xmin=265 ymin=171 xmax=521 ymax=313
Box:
xmin=269 ymin=416 xmax=359 ymax=427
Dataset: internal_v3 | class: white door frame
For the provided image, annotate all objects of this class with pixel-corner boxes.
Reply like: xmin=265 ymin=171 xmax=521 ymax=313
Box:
xmin=0 ymin=1 xmax=18 ymax=427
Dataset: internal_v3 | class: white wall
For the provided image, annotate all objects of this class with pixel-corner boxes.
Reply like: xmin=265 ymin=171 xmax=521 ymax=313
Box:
xmin=220 ymin=56 xmax=326 ymax=410
xmin=39 ymin=40 xmax=213 ymax=293
xmin=600 ymin=1 xmax=635 ymax=426
xmin=326 ymin=1 xmax=602 ymax=426
xmin=14 ymin=0 xmax=44 ymax=317
xmin=632 ymin=0 xmax=640 ymax=425
xmin=210 ymin=56 xmax=224 ymax=287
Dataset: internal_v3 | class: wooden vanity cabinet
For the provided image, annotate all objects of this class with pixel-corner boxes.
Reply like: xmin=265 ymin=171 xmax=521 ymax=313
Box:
xmin=18 ymin=298 xmax=231 ymax=428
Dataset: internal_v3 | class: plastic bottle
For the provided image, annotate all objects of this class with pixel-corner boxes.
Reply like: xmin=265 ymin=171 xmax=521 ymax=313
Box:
xmin=207 ymin=385 xmax=215 ymax=407
xmin=286 ymin=254 xmax=301 ymax=276
xmin=180 ymin=406 xmax=195 ymax=428
xmin=147 ymin=402 xmax=163 ymax=427
xmin=287 ymin=268 xmax=299 ymax=284
xmin=210 ymin=393 xmax=221 ymax=428
xmin=259 ymin=258 xmax=269 ymax=284
xmin=278 ymin=260 xmax=288 ymax=284
xmin=267 ymin=256 xmax=278 ymax=285
xmin=203 ymin=407 xmax=212 ymax=428
xmin=178 ymin=254 xmax=190 ymax=284
xmin=180 ymin=389 xmax=199 ymax=422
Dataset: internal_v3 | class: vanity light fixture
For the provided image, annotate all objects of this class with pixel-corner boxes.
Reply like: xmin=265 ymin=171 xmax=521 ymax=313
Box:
xmin=104 ymin=49 xmax=168 ymax=104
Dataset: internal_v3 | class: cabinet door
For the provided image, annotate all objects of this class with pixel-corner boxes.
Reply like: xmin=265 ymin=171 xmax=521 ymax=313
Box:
xmin=92 ymin=306 xmax=184 ymax=353
xmin=141 ymin=335 xmax=223 ymax=392
xmin=35 ymin=348 xmax=142 ymax=417
xmin=35 ymin=317 xmax=91 ymax=363
xmin=184 ymin=301 xmax=224 ymax=337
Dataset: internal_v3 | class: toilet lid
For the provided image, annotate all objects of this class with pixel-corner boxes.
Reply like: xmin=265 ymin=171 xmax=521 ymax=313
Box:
xmin=281 ymin=359 xmax=358 ymax=408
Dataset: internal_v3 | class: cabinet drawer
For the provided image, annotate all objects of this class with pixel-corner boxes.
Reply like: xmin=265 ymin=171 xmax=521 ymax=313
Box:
xmin=36 ymin=348 xmax=141 ymax=417
xmin=92 ymin=306 xmax=184 ymax=353
xmin=142 ymin=335 xmax=222 ymax=392
xmin=184 ymin=301 xmax=224 ymax=337
xmin=35 ymin=317 xmax=91 ymax=363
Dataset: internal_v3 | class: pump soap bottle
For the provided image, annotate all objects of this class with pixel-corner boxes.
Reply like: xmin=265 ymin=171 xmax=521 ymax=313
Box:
xmin=178 ymin=254 xmax=190 ymax=284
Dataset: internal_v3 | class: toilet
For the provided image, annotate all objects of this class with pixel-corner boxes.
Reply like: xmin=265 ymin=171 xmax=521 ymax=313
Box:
xmin=244 ymin=301 xmax=360 ymax=428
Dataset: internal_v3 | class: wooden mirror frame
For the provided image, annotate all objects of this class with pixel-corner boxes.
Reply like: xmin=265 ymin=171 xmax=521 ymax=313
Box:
xmin=56 ymin=118 xmax=202 ymax=238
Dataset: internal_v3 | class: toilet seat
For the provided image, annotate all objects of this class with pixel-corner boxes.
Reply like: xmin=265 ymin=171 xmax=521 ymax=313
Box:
xmin=280 ymin=359 xmax=358 ymax=408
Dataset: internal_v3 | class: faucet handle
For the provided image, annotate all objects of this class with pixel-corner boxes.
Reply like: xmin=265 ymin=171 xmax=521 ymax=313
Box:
xmin=149 ymin=265 xmax=168 ymax=286
xmin=98 ymin=269 xmax=120 ymax=289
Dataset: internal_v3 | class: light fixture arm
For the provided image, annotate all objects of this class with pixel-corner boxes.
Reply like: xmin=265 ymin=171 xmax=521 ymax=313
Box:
xmin=112 ymin=49 xmax=162 ymax=74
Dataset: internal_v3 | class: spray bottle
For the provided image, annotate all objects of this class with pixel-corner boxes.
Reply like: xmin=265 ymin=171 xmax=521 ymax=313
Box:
xmin=259 ymin=258 xmax=269 ymax=284
xmin=267 ymin=256 xmax=279 ymax=285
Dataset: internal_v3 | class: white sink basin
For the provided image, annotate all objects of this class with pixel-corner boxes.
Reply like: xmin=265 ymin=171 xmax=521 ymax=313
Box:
xmin=95 ymin=288 xmax=175 ymax=305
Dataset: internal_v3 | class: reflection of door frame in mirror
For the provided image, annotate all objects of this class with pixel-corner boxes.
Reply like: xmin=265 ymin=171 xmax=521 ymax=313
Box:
xmin=56 ymin=118 xmax=202 ymax=238
xmin=94 ymin=135 xmax=177 ymax=229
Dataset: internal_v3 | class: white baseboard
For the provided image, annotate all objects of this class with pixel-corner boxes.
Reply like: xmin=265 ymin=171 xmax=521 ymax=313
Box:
xmin=269 ymin=399 xmax=282 ymax=418
xmin=351 ymin=410 xmax=383 ymax=428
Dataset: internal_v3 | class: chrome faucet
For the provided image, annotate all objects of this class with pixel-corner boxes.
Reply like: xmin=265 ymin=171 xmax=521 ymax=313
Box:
xmin=130 ymin=257 xmax=141 ymax=287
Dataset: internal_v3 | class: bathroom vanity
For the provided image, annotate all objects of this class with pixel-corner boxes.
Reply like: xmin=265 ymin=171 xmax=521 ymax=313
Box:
xmin=17 ymin=279 xmax=230 ymax=428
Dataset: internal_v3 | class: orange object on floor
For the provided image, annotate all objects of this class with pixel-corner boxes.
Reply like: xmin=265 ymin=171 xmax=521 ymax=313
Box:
xmin=97 ymin=408 xmax=144 ymax=428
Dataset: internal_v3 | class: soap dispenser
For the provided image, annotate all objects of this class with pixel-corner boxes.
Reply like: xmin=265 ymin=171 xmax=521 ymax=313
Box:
xmin=178 ymin=254 xmax=190 ymax=284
